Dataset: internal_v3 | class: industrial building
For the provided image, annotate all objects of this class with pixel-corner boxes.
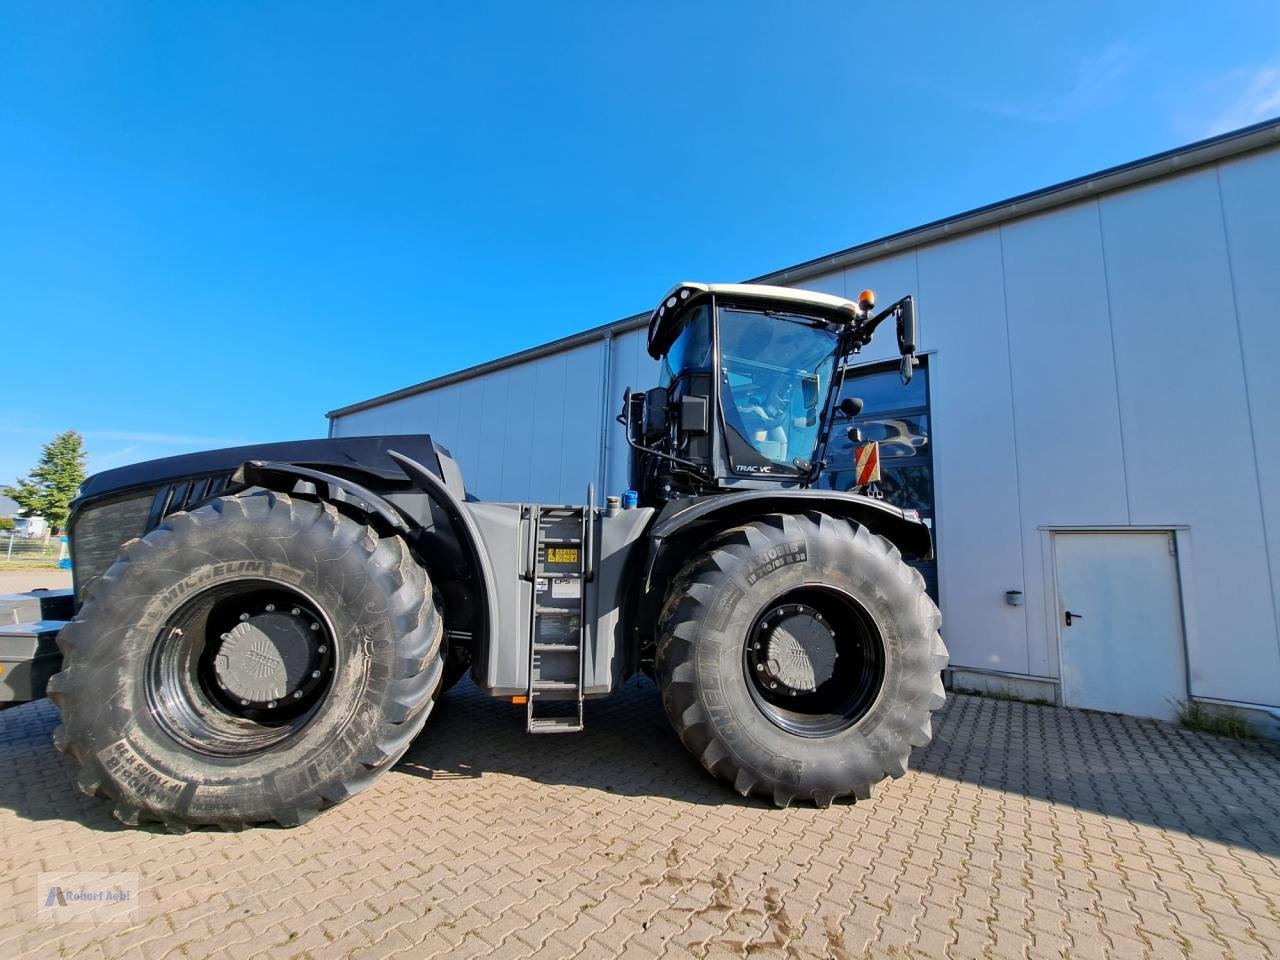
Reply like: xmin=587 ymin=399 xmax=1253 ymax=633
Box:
xmin=329 ymin=119 xmax=1280 ymax=730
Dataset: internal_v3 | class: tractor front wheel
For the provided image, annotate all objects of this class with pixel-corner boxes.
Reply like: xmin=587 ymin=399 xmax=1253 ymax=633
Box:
xmin=48 ymin=490 xmax=442 ymax=830
xmin=656 ymin=512 xmax=947 ymax=807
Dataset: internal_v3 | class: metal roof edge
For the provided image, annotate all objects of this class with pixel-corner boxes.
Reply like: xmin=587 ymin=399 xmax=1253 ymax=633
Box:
xmin=327 ymin=312 xmax=649 ymax=418
xmin=328 ymin=117 xmax=1280 ymax=420
xmin=749 ymin=116 xmax=1280 ymax=287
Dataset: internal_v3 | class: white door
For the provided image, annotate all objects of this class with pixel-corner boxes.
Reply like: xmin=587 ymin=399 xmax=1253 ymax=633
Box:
xmin=1054 ymin=531 xmax=1187 ymax=720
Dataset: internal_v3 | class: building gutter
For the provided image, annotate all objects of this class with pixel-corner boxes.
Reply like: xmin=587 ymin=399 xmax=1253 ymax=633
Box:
xmin=596 ymin=331 xmax=614 ymax=496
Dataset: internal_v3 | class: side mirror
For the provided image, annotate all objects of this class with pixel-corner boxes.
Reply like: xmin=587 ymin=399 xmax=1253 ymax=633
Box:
xmin=642 ymin=386 xmax=669 ymax=442
xmin=801 ymin=374 xmax=820 ymax=414
xmin=622 ymin=387 xmax=644 ymax=439
xmin=679 ymin=395 xmax=709 ymax=435
xmin=896 ymin=297 xmax=917 ymax=355
xmin=896 ymin=298 xmax=918 ymax=385
xmin=839 ymin=397 xmax=864 ymax=419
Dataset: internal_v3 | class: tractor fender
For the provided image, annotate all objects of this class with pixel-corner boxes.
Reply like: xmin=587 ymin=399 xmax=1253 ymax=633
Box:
xmin=386 ymin=451 xmax=500 ymax=652
xmin=644 ymin=489 xmax=932 ymax=593
xmin=237 ymin=455 xmax=498 ymax=650
xmin=236 ymin=460 xmax=411 ymax=535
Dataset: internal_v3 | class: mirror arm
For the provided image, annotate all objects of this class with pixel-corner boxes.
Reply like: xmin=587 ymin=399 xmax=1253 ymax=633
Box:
xmin=858 ymin=295 xmax=911 ymax=342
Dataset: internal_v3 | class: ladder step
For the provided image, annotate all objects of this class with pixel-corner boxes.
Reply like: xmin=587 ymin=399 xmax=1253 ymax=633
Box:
xmin=531 ymin=679 xmax=578 ymax=693
xmin=539 ymin=537 xmax=582 ymax=545
xmin=528 ymin=716 xmax=584 ymax=734
xmin=534 ymin=642 xmax=579 ymax=653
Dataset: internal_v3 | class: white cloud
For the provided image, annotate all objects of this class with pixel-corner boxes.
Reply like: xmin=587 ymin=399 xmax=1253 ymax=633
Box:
xmin=1203 ymin=60 xmax=1280 ymax=136
xmin=89 ymin=445 xmax=143 ymax=470
xmin=988 ymin=43 xmax=1137 ymax=123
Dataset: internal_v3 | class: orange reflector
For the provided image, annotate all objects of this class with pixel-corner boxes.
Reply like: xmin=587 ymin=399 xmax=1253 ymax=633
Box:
xmin=512 ymin=695 xmax=528 ymax=705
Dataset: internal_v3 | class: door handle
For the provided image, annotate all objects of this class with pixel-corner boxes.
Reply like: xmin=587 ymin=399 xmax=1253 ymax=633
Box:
xmin=1064 ymin=610 xmax=1083 ymax=627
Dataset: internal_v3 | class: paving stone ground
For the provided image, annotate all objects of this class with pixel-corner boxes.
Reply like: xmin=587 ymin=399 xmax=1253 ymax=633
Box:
xmin=2 ymin=681 xmax=1279 ymax=959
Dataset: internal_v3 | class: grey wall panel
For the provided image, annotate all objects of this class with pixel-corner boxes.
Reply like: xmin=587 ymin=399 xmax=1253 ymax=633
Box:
xmin=447 ymin=378 xmax=484 ymax=487
xmin=1000 ymin=202 xmax=1130 ymax=527
xmin=603 ymin=327 xmax=660 ymax=497
xmin=471 ymin=372 xmax=510 ymax=502
xmin=555 ymin=341 xmax=607 ymax=504
xmin=1098 ymin=166 xmax=1280 ymax=705
xmin=1218 ymin=150 xmax=1280 ymax=678
xmin=796 ymin=271 xmax=845 ymax=297
xmin=916 ymin=230 xmax=1030 ymax=675
xmin=999 ymin=201 xmax=1132 ymax=679
xmin=498 ymin=361 xmax=538 ymax=501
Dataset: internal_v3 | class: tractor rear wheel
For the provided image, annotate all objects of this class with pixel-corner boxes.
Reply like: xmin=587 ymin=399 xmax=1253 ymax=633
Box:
xmin=656 ymin=511 xmax=947 ymax=807
xmin=47 ymin=490 xmax=442 ymax=830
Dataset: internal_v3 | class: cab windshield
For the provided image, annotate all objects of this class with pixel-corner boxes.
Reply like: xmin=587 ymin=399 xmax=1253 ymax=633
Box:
xmin=718 ymin=307 xmax=839 ymax=474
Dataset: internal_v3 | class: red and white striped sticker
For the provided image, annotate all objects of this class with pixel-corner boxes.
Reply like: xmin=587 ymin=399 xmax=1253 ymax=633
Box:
xmin=855 ymin=442 xmax=881 ymax=486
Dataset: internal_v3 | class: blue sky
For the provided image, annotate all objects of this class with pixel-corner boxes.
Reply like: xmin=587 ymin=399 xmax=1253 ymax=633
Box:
xmin=2 ymin=2 xmax=1278 ymax=484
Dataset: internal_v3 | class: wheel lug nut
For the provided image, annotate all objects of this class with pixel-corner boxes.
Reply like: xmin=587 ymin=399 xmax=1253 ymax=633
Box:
xmin=265 ymin=604 xmax=275 ymax=612
xmin=770 ymin=682 xmax=778 ymax=689
xmin=291 ymin=607 xmax=300 ymax=616
xmin=240 ymin=699 xmax=249 ymax=705
xmin=309 ymin=623 xmax=319 ymax=632
xmin=293 ymin=690 xmax=303 ymax=699
xmin=756 ymin=664 xmax=764 ymax=672
xmin=317 ymin=645 xmax=327 ymax=653
xmin=311 ymin=670 xmax=321 ymax=679
xmin=267 ymin=700 xmax=277 ymax=708
xmin=239 ymin=613 xmax=250 ymax=622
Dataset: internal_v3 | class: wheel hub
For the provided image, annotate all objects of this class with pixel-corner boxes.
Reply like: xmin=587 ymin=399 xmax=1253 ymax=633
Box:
xmin=749 ymin=603 xmax=839 ymax=696
xmin=212 ymin=605 xmax=324 ymax=708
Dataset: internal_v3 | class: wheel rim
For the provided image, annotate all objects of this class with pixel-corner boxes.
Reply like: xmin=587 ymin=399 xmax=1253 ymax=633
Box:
xmin=146 ymin=579 xmax=337 ymax=757
xmin=743 ymin=587 xmax=886 ymax=738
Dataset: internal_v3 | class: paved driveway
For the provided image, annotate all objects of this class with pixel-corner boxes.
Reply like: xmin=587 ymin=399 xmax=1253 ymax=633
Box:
xmin=2 ymin=682 xmax=1278 ymax=959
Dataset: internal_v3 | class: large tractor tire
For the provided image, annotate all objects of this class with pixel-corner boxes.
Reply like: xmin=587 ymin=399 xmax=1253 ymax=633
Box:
xmin=47 ymin=490 xmax=442 ymax=830
xmin=656 ymin=511 xmax=947 ymax=808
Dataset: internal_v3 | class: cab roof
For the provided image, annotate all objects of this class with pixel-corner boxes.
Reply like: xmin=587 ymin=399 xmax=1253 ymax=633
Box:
xmin=647 ymin=282 xmax=861 ymax=359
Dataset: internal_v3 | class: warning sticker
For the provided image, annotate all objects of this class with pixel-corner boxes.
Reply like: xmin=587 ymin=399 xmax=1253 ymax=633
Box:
xmin=546 ymin=547 xmax=579 ymax=565
xmin=551 ymin=578 xmax=581 ymax=599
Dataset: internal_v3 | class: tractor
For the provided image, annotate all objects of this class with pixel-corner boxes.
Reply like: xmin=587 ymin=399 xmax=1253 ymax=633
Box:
xmin=41 ymin=281 xmax=946 ymax=829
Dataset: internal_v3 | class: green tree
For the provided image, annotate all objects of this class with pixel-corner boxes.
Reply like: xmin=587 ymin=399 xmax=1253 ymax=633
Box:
xmin=3 ymin=430 xmax=88 ymax=534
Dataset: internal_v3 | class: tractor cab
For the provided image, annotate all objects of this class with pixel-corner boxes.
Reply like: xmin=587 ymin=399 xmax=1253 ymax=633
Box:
xmin=624 ymin=282 xmax=918 ymax=503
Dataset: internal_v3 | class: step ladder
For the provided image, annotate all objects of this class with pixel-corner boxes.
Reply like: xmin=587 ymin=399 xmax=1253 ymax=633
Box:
xmin=525 ymin=487 xmax=593 ymax=733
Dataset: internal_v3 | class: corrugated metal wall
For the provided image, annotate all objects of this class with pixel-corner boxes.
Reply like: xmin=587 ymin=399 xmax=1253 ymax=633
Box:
xmin=331 ymin=144 xmax=1280 ymax=710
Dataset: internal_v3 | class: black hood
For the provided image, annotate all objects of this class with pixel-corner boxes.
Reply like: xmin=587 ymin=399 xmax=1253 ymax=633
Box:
xmin=77 ymin=435 xmax=441 ymax=502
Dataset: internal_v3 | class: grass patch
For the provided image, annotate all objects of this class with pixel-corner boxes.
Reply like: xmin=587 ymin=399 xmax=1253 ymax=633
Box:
xmin=955 ymin=686 xmax=1054 ymax=707
xmin=1175 ymin=700 xmax=1256 ymax=740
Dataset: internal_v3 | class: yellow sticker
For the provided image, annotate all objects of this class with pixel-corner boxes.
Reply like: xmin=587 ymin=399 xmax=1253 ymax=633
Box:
xmin=546 ymin=547 xmax=579 ymax=564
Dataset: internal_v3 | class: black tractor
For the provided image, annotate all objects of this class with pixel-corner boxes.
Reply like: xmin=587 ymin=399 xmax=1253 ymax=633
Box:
xmin=41 ymin=281 xmax=946 ymax=829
